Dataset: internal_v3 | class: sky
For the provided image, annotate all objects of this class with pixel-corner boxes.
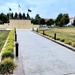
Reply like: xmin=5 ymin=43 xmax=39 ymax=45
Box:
xmin=0 ymin=0 xmax=75 ymax=18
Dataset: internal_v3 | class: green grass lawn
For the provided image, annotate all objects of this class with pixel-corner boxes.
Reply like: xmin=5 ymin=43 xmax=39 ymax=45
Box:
xmin=46 ymin=27 xmax=75 ymax=41
xmin=38 ymin=26 xmax=75 ymax=47
xmin=0 ymin=30 xmax=10 ymax=52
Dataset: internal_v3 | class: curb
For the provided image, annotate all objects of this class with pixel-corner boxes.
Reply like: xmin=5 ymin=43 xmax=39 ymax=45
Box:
xmin=32 ymin=31 xmax=75 ymax=51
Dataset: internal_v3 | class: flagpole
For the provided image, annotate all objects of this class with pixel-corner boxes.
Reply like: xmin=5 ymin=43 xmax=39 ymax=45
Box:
xmin=18 ymin=3 xmax=21 ymax=19
xmin=18 ymin=3 xmax=19 ymax=19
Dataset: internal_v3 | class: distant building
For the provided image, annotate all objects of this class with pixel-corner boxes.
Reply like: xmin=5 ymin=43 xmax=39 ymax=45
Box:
xmin=67 ymin=17 xmax=74 ymax=26
xmin=44 ymin=18 xmax=49 ymax=22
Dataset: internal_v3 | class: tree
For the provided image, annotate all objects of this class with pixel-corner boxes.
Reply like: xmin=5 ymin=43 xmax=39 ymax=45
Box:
xmin=63 ymin=14 xmax=69 ymax=25
xmin=0 ymin=13 xmax=8 ymax=24
xmin=31 ymin=18 xmax=35 ymax=24
xmin=19 ymin=13 xmax=22 ymax=19
xmin=0 ymin=20 xmax=3 ymax=24
xmin=35 ymin=14 xmax=41 ymax=20
xmin=59 ymin=14 xmax=69 ymax=27
xmin=55 ymin=13 xmax=69 ymax=27
xmin=33 ymin=19 xmax=39 ymax=24
xmin=40 ymin=18 xmax=45 ymax=25
xmin=10 ymin=13 xmax=13 ymax=19
xmin=35 ymin=14 xmax=41 ymax=25
xmin=7 ymin=13 xmax=9 ymax=23
xmin=27 ymin=13 xmax=30 ymax=20
xmin=60 ymin=17 xmax=65 ymax=27
xmin=55 ymin=13 xmax=63 ymax=26
xmin=46 ymin=19 xmax=54 ymax=26
xmin=14 ymin=12 xmax=18 ymax=19
xmin=7 ymin=13 xmax=9 ymax=19
xmin=72 ymin=17 xmax=75 ymax=26
xmin=23 ymin=13 xmax=26 ymax=19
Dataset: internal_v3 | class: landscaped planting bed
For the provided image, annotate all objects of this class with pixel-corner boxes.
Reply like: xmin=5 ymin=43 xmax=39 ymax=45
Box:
xmin=0 ymin=30 xmax=10 ymax=52
xmin=0 ymin=30 xmax=16 ymax=75
xmin=36 ymin=27 xmax=75 ymax=47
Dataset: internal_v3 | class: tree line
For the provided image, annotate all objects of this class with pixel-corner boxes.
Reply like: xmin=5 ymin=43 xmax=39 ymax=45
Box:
xmin=0 ymin=12 xmax=75 ymax=26
xmin=8 ymin=12 xmax=31 ymax=20
xmin=0 ymin=12 xmax=31 ymax=24
xmin=31 ymin=13 xmax=75 ymax=27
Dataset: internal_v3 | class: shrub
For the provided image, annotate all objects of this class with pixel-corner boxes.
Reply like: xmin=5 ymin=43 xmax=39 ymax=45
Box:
xmin=56 ymin=36 xmax=60 ymax=40
xmin=72 ymin=42 xmax=75 ymax=47
xmin=45 ymin=33 xmax=49 ymax=36
xmin=0 ymin=58 xmax=16 ymax=74
xmin=6 ymin=42 xmax=14 ymax=47
xmin=60 ymin=38 xmax=65 ymax=42
xmin=64 ymin=40 xmax=72 ymax=45
xmin=1 ymin=51 xmax=14 ymax=60
xmin=48 ymin=34 xmax=52 ymax=37
xmin=5 ymin=46 xmax=14 ymax=52
xmin=48 ymin=34 xmax=54 ymax=38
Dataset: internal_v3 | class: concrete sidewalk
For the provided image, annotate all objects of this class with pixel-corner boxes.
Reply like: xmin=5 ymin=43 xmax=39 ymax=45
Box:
xmin=14 ymin=30 xmax=75 ymax=75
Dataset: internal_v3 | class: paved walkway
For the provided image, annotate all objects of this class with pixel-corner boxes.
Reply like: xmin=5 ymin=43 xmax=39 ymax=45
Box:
xmin=14 ymin=30 xmax=75 ymax=75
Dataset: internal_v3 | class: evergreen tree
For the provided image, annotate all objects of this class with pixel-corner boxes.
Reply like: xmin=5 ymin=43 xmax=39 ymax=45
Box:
xmin=27 ymin=13 xmax=30 ymax=20
xmin=14 ymin=12 xmax=18 ymax=19
xmin=19 ymin=13 xmax=22 ymax=19
xmin=23 ymin=13 xmax=26 ymax=19
xmin=35 ymin=14 xmax=41 ymax=25
xmin=35 ymin=14 xmax=41 ymax=20
xmin=11 ymin=13 xmax=13 ymax=19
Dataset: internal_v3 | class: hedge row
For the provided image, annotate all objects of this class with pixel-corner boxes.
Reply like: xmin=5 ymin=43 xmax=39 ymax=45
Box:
xmin=0 ymin=30 xmax=16 ymax=74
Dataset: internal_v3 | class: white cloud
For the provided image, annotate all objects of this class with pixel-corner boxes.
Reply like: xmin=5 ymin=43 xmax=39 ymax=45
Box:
xmin=0 ymin=0 xmax=75 ymax=18
xmin=0 ymin=2 xmax=18 ymax=13
xmin=24 ymin=0 xmax=59 ymax=18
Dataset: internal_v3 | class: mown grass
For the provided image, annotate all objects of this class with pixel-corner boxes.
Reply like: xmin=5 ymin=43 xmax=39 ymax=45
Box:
xmin=0 ymin=30 xmax=10 ymax=52
xmin=37 ymin=26 xmax=75 ymax=47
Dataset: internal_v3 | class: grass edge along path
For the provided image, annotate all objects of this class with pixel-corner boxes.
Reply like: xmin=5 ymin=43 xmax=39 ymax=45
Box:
xmin=35 ymin=27 xmax=75 ymax=47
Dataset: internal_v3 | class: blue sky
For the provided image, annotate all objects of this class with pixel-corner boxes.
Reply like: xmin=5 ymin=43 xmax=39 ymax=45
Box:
xmin=0 ymin=0 xmax=75 ymax=18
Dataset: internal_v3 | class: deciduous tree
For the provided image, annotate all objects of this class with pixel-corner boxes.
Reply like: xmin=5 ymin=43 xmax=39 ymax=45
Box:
xmin=40 ymin=18 xmax=45 ymax=25
xmin=47 ymin=19 xmax=54 ymax=26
